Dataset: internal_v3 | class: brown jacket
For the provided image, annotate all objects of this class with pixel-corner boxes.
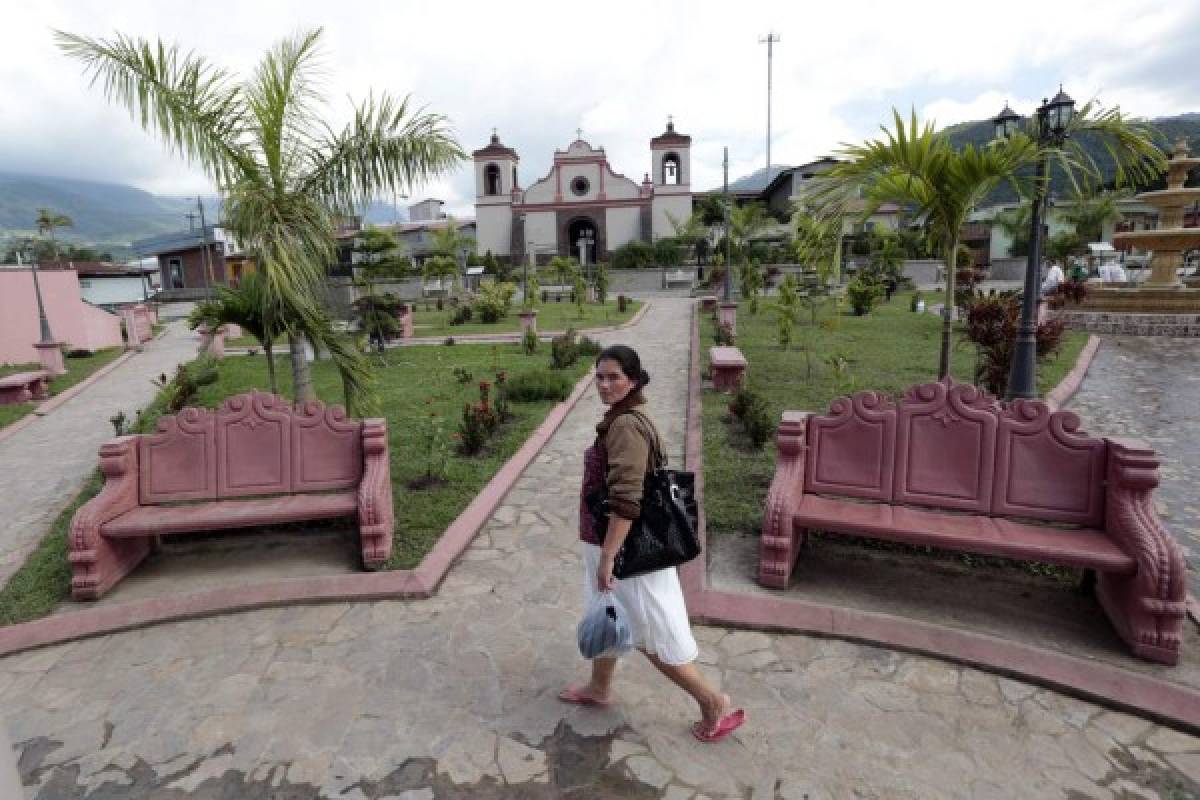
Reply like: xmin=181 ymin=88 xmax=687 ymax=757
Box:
xmin=596 ymin=393 xmax=665 ymax=520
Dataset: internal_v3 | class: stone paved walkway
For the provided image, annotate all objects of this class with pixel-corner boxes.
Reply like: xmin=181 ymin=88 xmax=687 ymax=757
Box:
xmin=0 ymin=320 xmax=199 ymax=588
xmin=1067 ymin=336 xmax=1200 ymax=598
xmin=2 ymin=300 xmax=1199 ymax=798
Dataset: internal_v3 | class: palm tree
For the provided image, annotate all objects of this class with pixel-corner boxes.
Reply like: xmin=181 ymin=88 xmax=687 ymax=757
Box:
xmin=35 ymin=209 xmax=74 ymax=263
xmin=189 ymin=272 xmax=286 ymax=392
xmin=57 ymin=28 xmax=464 ymax=413
xmin=808 ymin=107 xmax=1163 ymax=378
xmin=1058 ymin=188 xmax=1130 ymax=244
xmin=993 ymin=203 xmax=1033 ymax=257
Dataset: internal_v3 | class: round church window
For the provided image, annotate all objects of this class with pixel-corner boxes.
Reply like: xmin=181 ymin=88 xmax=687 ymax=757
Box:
xmin=571 ymin=176 xmax=590 ymax=196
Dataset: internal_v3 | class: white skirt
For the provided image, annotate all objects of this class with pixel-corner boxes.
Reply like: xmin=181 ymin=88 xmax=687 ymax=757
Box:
xmin=582 ymin=543 xmax=699 ymax=666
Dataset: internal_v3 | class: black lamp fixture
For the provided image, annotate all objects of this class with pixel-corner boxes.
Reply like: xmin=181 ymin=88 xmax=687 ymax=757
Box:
xmin=992 ymin=102 xmax=1020 ymax=141
xmin=991 ymin=86 xmax=1077 ymax=400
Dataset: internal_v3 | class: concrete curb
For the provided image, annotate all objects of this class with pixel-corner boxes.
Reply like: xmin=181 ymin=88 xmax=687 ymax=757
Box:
xmin=1044 ymin=334 xmax=1102 ymax=411
xmin=0 ymin=367 xmax=597 ymax=657
xmin=681 ymin=305 xmax=1200 ymax=734
xmin=0 ymin=350 xmax=138 ymax=445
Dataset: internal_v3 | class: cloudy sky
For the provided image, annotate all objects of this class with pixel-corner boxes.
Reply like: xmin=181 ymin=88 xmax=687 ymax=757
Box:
xmin=3 ymin=0 xmax=1198 ymax=217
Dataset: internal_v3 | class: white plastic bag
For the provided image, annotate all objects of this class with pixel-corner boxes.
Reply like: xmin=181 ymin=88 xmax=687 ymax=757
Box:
xmin=577 ymin=592 xmax=634 ymax=659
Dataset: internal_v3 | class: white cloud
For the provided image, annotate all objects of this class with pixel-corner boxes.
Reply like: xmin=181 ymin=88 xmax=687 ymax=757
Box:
xmin=0 ymin=0 xmax=1196 ymax=220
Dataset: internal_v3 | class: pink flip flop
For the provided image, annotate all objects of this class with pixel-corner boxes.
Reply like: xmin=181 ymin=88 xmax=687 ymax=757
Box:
xmin=557 ymin=686 xmax=612 ymax=708
xmin=692 ymin=708 xmax=746 ymax=743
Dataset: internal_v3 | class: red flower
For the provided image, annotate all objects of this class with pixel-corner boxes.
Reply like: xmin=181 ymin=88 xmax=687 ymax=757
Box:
xmin=479 ymin=381 xmax=491 ymax=390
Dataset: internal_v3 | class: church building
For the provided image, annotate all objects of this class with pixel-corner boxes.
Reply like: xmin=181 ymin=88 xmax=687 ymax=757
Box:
xmin=473 ymin=119 xmax=693 ymax=264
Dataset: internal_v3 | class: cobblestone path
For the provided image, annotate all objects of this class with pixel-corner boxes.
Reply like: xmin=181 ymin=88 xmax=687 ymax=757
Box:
xmin=2 ymin=302 xmax=1198 ymax=798
xmin=0 ymin=321 xmax=199 ymax=588
xmin=1068 ymin=335 xmax=1200 ymax=598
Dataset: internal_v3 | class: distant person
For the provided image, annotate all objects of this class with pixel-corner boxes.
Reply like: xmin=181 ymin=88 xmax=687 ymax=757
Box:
xmin=1099 ymin=261 xmax=1127 ymax=284
xmin=1041 ymin=262 xmax=1065 ymax=295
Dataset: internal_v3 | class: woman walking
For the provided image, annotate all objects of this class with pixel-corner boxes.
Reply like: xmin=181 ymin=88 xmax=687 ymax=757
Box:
xmin=559 ymin=345 xmax=745 ymax=743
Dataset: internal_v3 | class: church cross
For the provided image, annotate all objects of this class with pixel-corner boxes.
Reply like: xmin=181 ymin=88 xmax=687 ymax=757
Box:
xmin=576 ymin=127 xmax=583 ymax=140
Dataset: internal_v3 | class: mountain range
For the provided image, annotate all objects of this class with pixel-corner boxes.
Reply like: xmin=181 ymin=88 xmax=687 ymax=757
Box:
xmin=0 ymin=172 xmax=402 ymax=258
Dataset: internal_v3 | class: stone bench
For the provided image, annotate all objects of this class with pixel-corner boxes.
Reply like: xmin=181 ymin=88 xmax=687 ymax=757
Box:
xmin=709 ymin=347 xmax=747 ymax=393
xmin=540 ymin=285 xmax=574 ymax=303
xmin=664 ymin=269 xmax=694 ymax=289
xmin=0 ymin=370 xmax=51 ymax=405
xmin=759 ymin=378 xmax=1187 ymax=665
xmin=68 ymin=391 xmax=394 ymax=599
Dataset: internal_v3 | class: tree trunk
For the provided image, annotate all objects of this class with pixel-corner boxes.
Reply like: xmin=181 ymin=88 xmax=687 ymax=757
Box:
xmin=289 ymin=336 xmax=315 ymax=404
xmin=938 ymin=237 xmax=959 ymax=379
xmin=263 ymin=337 xmax=278 ymax=395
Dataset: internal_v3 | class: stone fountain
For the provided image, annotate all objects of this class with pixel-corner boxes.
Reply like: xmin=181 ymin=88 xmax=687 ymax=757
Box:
xmin=1077 ymin=140 xmax=1200 ymax=317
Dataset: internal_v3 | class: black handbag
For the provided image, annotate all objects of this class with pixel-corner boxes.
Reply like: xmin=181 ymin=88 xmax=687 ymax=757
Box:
xmin=586 ymin=411 xmax=701 ymax=579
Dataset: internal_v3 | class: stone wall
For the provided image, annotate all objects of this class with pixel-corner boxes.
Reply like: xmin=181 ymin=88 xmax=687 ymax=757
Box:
xmin=1053 ymin=310 xmax=1200 ymax=337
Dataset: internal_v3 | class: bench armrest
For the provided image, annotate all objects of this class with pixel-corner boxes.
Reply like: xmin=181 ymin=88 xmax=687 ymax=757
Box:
xmin=69 ymin=437 xmax=147 ymax=599
xmin=1097 ymin=437 xmax=1187 ymax=661
xmin=357 ymin=419 xmax=394 ymax=568
xmin=759 ymin=411 xmax=809 ymax=587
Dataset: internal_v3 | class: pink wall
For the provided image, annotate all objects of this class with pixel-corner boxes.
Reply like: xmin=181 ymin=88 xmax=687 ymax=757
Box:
xmin=0 ymin=269 xmax=124 ymax=365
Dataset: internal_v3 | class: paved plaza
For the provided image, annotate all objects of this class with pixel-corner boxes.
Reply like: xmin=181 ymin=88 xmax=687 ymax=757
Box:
xmin=0 ymin=317 xmax=199 ymax=587
xmin=1 ymin=300 xmax=1198 ymax=798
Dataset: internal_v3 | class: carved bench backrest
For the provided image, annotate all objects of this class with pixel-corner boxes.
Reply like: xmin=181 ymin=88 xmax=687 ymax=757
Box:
xmin=992 ymin=399 xmax=1106 ymax=526
xmin=139 ymin=391 xmax=363 ymax=504
xmin=893 ymin=380 xmax=998 ymax=513
xmin=804 ymin=392 xmax=897 ymax=502
xmin=802 ymin=380 xmax=1108 ymax=525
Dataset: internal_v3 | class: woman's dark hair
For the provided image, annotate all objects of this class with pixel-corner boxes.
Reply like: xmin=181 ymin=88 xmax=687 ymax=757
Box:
xmin=595 ymin=345 xmax=650 ymax=389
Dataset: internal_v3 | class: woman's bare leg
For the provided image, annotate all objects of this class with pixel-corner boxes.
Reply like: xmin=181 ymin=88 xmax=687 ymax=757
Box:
xmin=561 ymin=656 xmax=618 ymax=703
xmin=641 ymin=651 xmax=728 ymax=722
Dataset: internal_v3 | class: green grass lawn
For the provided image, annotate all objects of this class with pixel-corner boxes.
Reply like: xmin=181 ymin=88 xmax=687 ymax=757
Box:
xmin=411 ymin=299 xmax=641 ymax=338
xmin=701 ymin=293 xmax=1089 ymax=542
xmin=0 ymin=341 xmax=593 ymax=625
xmin=0 ymin=347 xmax=125 ymax=431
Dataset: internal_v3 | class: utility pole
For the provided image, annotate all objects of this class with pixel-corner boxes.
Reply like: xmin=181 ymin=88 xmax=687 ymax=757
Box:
xmin=723 ymin=147 xmax=732 ymax=302
xmin=196 ymin=196 xmax=215 ymax=297
xmin=759 ymin=31 xmax=780 ymax=170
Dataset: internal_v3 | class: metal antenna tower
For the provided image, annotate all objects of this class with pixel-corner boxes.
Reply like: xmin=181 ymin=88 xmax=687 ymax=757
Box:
xmin=759 ymin=31 xmax=781 ymax=169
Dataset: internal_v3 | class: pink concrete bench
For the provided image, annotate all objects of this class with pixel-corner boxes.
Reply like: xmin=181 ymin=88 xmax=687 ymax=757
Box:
xmin=68 ymin=391 xmax=394 ymax=599
xmin=0 ymin=370 xmax=51 ymax=405
xmin=710 ymin=346 xmax=747 ymax=393
xmin=759 ymin=378 xmax=1187 ymax=665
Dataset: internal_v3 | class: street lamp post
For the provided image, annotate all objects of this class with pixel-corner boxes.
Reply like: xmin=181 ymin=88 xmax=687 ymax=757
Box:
xmin=993 ymin=88 xmax=1075 ymax=400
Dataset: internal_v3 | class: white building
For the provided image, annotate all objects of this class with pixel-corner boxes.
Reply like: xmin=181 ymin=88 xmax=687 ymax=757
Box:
xmin=72 ymin=262 xmax=159 ymax=310
xmin=473 ymin=120 xmax=693 ymax=264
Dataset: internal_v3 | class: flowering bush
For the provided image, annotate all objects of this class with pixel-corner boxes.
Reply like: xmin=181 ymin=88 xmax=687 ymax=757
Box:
xmin=457 ymin=380 xmax=500 ymax=454
xmin=414 ymin=398 xmax=450 ymax=483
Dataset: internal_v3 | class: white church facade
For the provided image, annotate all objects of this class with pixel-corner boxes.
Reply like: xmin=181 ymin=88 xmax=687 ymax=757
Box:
xmin=472 ymin=120 xmax=693 ymax=264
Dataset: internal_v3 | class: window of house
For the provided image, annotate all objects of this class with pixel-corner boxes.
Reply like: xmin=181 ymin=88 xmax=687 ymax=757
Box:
xmin=485 ymin=164 xmax=501 ymax=195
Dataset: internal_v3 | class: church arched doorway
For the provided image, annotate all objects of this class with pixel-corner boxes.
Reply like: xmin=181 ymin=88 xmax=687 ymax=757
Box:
xmin=567 ymin=217 xmax=597 ymax=266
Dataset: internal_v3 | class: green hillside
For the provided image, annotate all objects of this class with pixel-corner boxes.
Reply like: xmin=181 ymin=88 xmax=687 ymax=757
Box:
xmin=940 ymin=112 xmax=1200 ymax=201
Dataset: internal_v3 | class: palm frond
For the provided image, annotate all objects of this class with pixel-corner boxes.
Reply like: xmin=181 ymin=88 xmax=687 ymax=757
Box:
xmin=245 ymin=28 xmax=327 ymax=189
xmin=55 ymin=30 xmax=253 ymax=187
xmin=301 ymin=92 xmax=465 ymax=212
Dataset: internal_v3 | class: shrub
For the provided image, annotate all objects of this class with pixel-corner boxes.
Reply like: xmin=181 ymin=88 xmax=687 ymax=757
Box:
xmin=617 ymin=294 xmax=629 ymax=314
xmin=846 ymin=277 xmax=883 ymax=316
xmin=729 ymin=387 xmax=773 ymax=448
xmin=961 ymin=290 xmax=1066 ymax=397
xmin=521 ymin=327 xmax=539 ymax=355
xmin=550 ymin=330 xmax=579 ymax=370
xmin=909 ymin=291 xmax=924 ymax=313
xmin=611 ymin=239 xmax=657 ymax=269
xmin=1045 ymin=278 xmax=1089 ymax=310
xmin=443 ymin=337 xmax=456 ymax=346
xmin=456 ymin=381 xmax=500 ymax=455
xmin=594 ymin=262 xmax=609 ymax=305
xmin=473 ymin=281 xmax=516 ymax=323
xmin=505 ymin=369 xmax=573 ymax=402
xmin=448 ymin=304 xmax=473 ymax=326
xmin=152 ymin=355 xmax=219 ymax=413
xmin=576 ymin=335 xmax=603 ymax=357
xmin=452 ymin=366 xmax=474 ymax=384
xmin=954 ymin=266 xmax=984 ymax=308
xmin=493 ymin=370 xmax=512 ymax=420
xmin=436 ymin=296 xmax=444 ymax=311
xmin=714 ymin=321 xmax=736 ymax=346
xmin=414 ymin=399 xmax=450 ymax=483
